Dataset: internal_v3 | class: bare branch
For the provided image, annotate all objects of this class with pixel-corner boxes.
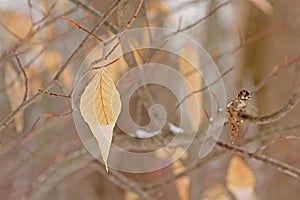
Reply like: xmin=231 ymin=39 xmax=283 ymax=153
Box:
xmin=53 ymin=0 xmax=121 ymax=81
xmin=216 ymin=140 xmax=300 ymax=180
xmin=0 ymin=0 xmax=121 ymax=133
xmin=252 ymin=53 xmax=300 ymax=94
xmin=29 ymin=149 xmax=93 ymax=199
xmin=176 ymin=66 xmax=234 ymax=109
xmin=68 ymin=0 xmax=118 ymax=33
xmin=38 ymin=89 xmax=70 ymax=98
xmin=241 ymin=88 xmax=300 ymax=124
xmin=177 ymin=0 xmax=232 ymax=33
xmin=63 ymin=16 xmax=103 ymax=42
xmin=13 ymin=51 xmax=28 ymax=102
xmin=40 ymin=110 xmax=72 ymax=118
xmin=91 ymin=163 xmax=155 ymax=200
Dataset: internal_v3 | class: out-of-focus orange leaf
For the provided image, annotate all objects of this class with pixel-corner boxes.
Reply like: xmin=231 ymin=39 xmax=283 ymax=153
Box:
xmin=155 ymin=147 xmax=190 ymax=199
xmin=146 ymin=0 xmax=170 ymax=26
xmin=172 ymin=160 xmax=190 ymax=200
xmin=201 ymin=183 xmax=231 ymax=200
xmin=226 ymin=155 xmax=256 ymax=200
xmin=248 ymin=0 xmax=273 ymax=15
xmin=155 ymin=147 xmax=190 ymax=200
xmin=178 ymin=44 xmax=203 ymax=130
xmin=27 ymin=67 xmax=42 ymax=96
xmin=1 ymin=11 xmax=31 ymax=39
xmin=4 ymin=63 xmax=25 ymax=133
xmin=42 ymin=50 xmax=62 ymax=72
xmin=124 ymin=191 xmax=139 ymax=200
xmin=60 ymin=65 xmax=73 ymax=90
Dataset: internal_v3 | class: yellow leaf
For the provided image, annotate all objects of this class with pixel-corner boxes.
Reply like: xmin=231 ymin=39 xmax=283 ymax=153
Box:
xmin=226 ymin=156 xmax=256 ymax=200
xmin=80 ymin=69 xmax=122 ymax=171
xmin=4 ymin=63 xmax=24 ymax=133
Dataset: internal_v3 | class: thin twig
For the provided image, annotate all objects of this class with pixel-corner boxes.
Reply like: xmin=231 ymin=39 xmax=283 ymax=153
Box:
xmin=141 ymin=123 xmax=300 ymax=190
xmin=0 ymin=1 xmax=121 ymax=133
xmin=216 ymin=140 xmax=300 ymax=180
xmin=257 ymin=134 xmax=300 ymax=153
xmin=53 ymin=0 xmax=121 ymax=81
xmin=240 ymin=88 xmax=300 ymax=124
xmin=33 ymin=0 xmax=58 ymax=26
xmin=252 ymin=53 xmax=300 ymax=94
xmin=91 ymin=163 xmax=155 ymax=200
xmin=63 ymin=16 xmax=103 ymax=42
xmin=92 ymin=58 xmax=120 ymax=70
xmin=28 ymin=149 xmax=93 ymax=199
xmin=13 ymin=50 xmax=28 ymax=102
xmin=38 ymin=89 xmax=70 ymax=98
xmin=176 ymin=66 xmax=234 ymax=109
xmin=67 ymin=0 xmax=118 ymax=33
xmin=40 ymin=110 xmax=73 ymax=118
xmin=177 ymin=0 xmax=232 ymax=33
xmin=0 ymin=21 xmax=22 ymax=40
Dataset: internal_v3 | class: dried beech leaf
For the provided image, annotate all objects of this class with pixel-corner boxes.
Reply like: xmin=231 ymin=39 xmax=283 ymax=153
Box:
xmin=226 ymin=156 xmax=256 ymax=200
xmin=4 ymin=63 xmax=24 ymax=133
xmin=80 ymin=69 xmax=122 ymax=171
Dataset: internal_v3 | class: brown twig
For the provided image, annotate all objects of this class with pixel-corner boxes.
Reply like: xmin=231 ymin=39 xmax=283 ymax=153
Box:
xmin=252 ymin=53 xmax=300 ymax=94
xmin=32 ymin=0 xmax=58 ymax=26
xmin=53 ymin=0 xmax=121 ymax=81
xmin=141 ymin=123 xmax=300 ymax=190
xmin=177 ymin=0 xmax=232 ymax=33
xmin=257 ymin=134 xmax=300 ymax=153
xmin=40 ymin=110 xmax=73 ymax=118
xmin=0 ymin=1 xmax=121 ymax=133
xmin=67 ymin=0 xmax=119 ymax=33
xmin=240 ymin=88 xmax=300 ymax=124
xmin=29 ymin=149 xmax=93 ymax=199
xmin=0 ymin=21 xmax=22 ymax=40
xmin=176 ymin=66 xmax=234 ymax=109
xmin=63 ymin=16 xmax=103 ymax=42
xmin=38 ymin=89 xmax=70 ymax=98
xmin=13 ymin=50 xmax=28 ymax=102
xmin=216 ymin=140 xmax=300 ymax=180
xmin=92 ymin=57 xmax=120 ymax=70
